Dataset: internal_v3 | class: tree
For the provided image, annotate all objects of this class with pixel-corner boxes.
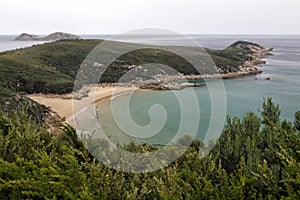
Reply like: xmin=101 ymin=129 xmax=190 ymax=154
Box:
xmin=294 ymin=111 xmax=300 ymax=131
xmin=261 ymin=97 xmax=281 ymax=126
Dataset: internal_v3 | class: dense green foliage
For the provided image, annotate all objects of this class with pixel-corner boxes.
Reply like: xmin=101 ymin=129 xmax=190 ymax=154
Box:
xmin=0 ymin=98 xmax=300 ymax=199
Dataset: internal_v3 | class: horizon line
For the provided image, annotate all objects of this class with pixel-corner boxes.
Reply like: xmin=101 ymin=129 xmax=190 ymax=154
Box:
xmin=1 ymin=33 xmax=300 ymax=36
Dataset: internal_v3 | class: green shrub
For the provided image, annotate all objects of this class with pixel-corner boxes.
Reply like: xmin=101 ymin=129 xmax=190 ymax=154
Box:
xmin=0 ymin=99 xmax=300 ymax=199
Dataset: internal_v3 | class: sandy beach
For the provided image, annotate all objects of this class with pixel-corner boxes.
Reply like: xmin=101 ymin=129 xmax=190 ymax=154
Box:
xmin=27 ymin=86 xmax=138 ymax=126
xmin=26 ymin=69 xmax=262 ymax=127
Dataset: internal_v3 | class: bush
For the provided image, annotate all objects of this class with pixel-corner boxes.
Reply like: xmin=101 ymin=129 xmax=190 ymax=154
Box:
xmin=1 ymin=99 xmax=300 ymax=199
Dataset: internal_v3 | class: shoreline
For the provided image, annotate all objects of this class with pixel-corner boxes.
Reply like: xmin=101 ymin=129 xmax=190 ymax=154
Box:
xmin=26 ymin=69 xmax=263 ymax=128
xmin=27 ymin=86 xmax=138 ymax=126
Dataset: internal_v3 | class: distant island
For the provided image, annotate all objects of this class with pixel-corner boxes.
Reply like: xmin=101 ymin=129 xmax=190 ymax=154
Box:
xmin=14 ymin=32 xmax=81 ymax=41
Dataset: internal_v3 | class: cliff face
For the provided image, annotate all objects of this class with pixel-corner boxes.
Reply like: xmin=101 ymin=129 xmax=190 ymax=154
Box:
xmin=14 ymin=32 xmax=81 ymax=41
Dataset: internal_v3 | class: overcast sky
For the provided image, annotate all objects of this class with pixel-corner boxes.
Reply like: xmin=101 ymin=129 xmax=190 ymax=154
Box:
xmin=1 ymin=0 xmax=300 ymax=35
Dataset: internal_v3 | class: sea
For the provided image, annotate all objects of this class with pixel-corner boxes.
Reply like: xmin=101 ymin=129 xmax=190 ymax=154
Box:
xmin=0 ymin=35 xmax=46 ymax=52
xmin=1 ymin=34 xmax=300 ymax=144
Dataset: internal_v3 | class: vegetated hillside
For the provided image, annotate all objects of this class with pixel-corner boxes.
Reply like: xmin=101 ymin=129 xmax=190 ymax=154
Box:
xmin=0 ymin=98 xmax=300 ymax=199
xmin=0 ymin=39 xmax=254 ymax=95
xmin=0 ymin=40 xmax=101 ymax=95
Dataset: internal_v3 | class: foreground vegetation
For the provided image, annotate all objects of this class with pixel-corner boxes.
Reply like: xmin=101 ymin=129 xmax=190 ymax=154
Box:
xmin=0 ymin=98 xmax=300 ymax=199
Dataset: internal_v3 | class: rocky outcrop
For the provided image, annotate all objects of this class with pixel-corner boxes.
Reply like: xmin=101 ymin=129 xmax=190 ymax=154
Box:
xmin=15 ymin=32 xmax=81 ymax=41
xmin=139 ymin=82 xmax=203 ymax=90
xmin=227 ymin=41 xmax=272 ymax=53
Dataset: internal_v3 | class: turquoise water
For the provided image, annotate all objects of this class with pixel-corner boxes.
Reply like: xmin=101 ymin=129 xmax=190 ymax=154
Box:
xmin=96 ymin=35 xmax=300 ymax=144
xmin=97 ymin=87 xmax=214 ymax=144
